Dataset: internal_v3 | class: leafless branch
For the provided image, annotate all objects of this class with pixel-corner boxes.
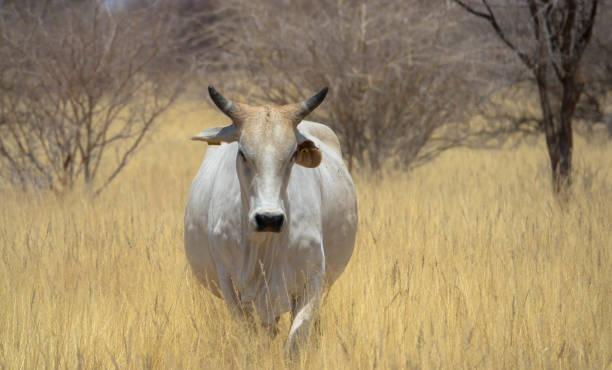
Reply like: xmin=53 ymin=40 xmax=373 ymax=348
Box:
xmin=0 ymin=1 xmax=191 ymax=192
xmin=454 ymin=0 xmax=532 ymax=67
xmin=223 ymin=0 xmax=483 ymax=171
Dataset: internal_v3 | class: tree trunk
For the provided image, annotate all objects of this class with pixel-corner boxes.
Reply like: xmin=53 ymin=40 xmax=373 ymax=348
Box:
xmin=534 ymin=65 xmax=583 ymax=195
xmin=534 ymin=67 xmax=561 ymax=193
xmin=554 ymin=72 xmax=583 ymax=193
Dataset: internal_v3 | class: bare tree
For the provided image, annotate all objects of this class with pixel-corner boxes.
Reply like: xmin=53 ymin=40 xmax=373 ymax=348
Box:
xmin=454 ymin=0 xmax=600 ymax=195
xmin=124 ymin=0 xmax=232 ymax=71
xmin=0 ymin=1 xmax=187 ymax=193
xmin=222 ymin=0 xmax=481 ymax=171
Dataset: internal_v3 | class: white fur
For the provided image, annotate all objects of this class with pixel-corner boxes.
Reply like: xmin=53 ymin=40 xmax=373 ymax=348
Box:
xmin=184 ymin=121 xmax=357 ymax=349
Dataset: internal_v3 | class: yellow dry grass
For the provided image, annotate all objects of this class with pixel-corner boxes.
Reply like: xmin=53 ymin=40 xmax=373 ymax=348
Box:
xmin=1 ymin=100 xmax=610 ymax=369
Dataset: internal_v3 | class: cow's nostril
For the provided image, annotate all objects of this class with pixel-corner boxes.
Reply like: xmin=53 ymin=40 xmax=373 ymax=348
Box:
xmin=255 ymin=213 xmax=284 ymax=232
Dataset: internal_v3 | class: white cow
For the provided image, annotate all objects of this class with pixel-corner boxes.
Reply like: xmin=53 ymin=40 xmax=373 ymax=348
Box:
xmin=184 ymin=86 xmax=357 ymax=352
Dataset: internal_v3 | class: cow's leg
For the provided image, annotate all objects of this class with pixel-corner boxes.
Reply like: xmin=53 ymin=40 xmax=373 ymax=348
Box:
xmin=287 ymin=271 xmax=324 ymax=356
xmin=218 ymin=275 xmax=253 ymax=319
xmin=291 ymin=295 xmax=322 ymax=332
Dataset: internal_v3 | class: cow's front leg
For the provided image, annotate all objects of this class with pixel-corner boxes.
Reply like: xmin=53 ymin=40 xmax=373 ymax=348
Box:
xmin=218 ymin=275 xmax=254 ymax=320
xmin=287 ymin=271 xmax=324 ymax=356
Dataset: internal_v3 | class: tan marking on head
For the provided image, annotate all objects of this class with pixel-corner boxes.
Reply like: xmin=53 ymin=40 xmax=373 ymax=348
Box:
xmin=234 ymin=104 xmax=302 ymax=155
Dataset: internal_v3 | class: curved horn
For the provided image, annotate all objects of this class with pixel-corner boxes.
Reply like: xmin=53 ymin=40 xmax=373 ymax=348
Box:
xmin=208 ymin=85 xmax=236 ymax=118
xmin=297 ymin=87 xmax=328 ymax=119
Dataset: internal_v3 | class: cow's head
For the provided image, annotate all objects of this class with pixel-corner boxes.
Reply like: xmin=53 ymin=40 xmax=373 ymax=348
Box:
xmin=192 ymin=86 xmax=327 ymax=233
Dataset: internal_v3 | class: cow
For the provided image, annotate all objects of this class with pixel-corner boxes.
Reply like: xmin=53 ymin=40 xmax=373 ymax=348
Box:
xmin=184 ymin=86 xmax=358 ymax=353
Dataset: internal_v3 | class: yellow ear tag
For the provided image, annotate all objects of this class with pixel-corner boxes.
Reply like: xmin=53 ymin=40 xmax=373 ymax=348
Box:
xmin=300 ymin=148 xmax=309 ymax=154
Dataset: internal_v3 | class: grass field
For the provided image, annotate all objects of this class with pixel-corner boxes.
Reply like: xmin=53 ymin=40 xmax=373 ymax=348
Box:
xmin=1 ymin=100 xmax=610 ymax=369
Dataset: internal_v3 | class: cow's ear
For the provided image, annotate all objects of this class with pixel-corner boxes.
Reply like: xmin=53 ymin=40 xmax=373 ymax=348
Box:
xmin=191 ymin=124 xmax=238 ymax=145
xmin=296 ymin=139 xmax=322 ymax=168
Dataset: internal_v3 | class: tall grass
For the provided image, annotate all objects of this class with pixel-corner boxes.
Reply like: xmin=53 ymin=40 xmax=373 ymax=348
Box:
xmin=1 ymin=101 xmax=610 ymax=369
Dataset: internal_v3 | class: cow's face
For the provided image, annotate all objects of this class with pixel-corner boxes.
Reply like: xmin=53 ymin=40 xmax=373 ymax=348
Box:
xmin=192 ymin=86 xmax=327 ymax=233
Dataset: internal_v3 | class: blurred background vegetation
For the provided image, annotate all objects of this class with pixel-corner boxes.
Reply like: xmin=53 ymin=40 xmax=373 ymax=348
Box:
xmin=0 ymin=0 xmax=610 ymax=195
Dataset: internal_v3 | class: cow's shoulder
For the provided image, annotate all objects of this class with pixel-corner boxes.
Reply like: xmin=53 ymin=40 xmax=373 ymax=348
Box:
xmin=298 ymin=121 xmax=341 ymax=156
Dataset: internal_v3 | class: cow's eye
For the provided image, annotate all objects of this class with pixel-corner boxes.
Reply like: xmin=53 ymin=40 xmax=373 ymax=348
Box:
xmin=238 ymin=150 xmax=246 ymax=161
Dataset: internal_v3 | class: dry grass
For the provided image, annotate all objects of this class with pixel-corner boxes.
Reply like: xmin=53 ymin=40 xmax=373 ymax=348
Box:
xmin=1 ymin=100 xmax=610 ymax=369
